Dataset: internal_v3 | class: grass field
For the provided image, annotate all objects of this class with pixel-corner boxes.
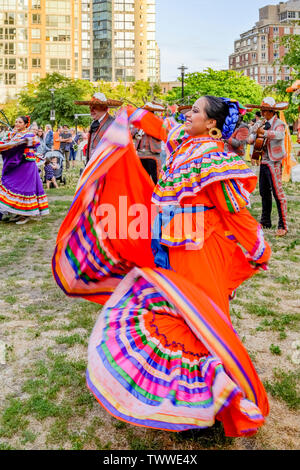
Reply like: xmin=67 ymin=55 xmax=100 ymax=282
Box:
xmin=0 ymin=161 xmax=299 ymax=451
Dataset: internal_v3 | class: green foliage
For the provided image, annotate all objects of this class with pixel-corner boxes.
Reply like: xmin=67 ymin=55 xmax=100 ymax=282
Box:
xmin=19 ymin=73 xmax=95 ymax=128
xmin=264 ymin=79 xmax=299 ymax=125
xmin=0 ymin=100 xmax=29 ymax=128
xmin=265 ymin=27 xmax=300 ymax=124
xmin=279 ymin=31 xmax=300 ymax=74
xmin=165 ymin=68 xmax=263 ymax=107
xmin=81 ymin=79 xmax=162 ymax=108
xmin=17 ymin=74 xmax=163 ymax=128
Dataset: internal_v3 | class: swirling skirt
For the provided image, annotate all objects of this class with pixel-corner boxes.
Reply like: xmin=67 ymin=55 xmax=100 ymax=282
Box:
xmin=87 ymin=268 xmax=268 ymax=437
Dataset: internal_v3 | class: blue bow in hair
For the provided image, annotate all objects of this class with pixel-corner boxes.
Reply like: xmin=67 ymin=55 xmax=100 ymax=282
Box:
xmin=220 ymin=98 xmax=241 ymax=139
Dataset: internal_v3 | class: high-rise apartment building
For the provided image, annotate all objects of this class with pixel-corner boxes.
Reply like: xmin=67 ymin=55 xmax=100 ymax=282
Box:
xmin=229 ymin=0 xmax=300 ymax=86
xmin=0 ymin=0 xmax=82 ymax=102
xmin=0 ymin=0 xmax=160 ymax=103
xmin=81 ymin=0 xmax=93 ymax=80
xmin=93 ymin=0 xmax=160 ymax=83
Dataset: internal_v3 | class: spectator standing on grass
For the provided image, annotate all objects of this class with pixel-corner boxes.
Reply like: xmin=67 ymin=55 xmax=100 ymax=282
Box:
xmin=44 ymin=124 xmax=53 ymax=150
xmin=36 ymin=127 xmax=50 ymax=159
xmin=69 ymin=128 xmax=79 ymax=168
xmin=59 ymin=124 xmax=72 ymax=170
xmin=53 ymin=126 xmax=62 ymax=151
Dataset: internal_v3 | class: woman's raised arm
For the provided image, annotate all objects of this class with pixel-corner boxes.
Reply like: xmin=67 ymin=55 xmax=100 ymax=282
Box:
xmin=126 ymin=105 xmax=168 ymax=142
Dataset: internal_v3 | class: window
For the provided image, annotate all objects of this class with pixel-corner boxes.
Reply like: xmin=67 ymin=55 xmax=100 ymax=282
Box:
xmin=18 ymin=43 xmax=28 ymax=54
xmin=32 ymin=0 xmax=41 ymax=9
xmin=5 ymin=72 xmax=16 ymax=85
xmin=17 ymin=28 xmax=27 ymax=40
xmin=31 ymin=43 xmax=41 ymax=53
xmin=32 ymin=58 xmax=41 ymax=68
xmin=46 ymin=15 xmax=71 ymax=27
xmin=0 ymin=27 xmax=16 ymax=40
xmin=4 ymin=12 xmax=15 ymax=25
xmin=4 ymin=43 xmax=15 ymax=54
xmin=48 ymin=58 xmax=71 ymax=70
xmin=46 ymin=29 xmax=71 ymax=42
xmin=280 ymin=12 xmax=287 ymax=21
xmin=4 ymin=58 xmax=16 ymax=69
xmin=32 ymin=14 xmax=41 ymax=24
xmin=18 ymin=57 xmax=28 ymax=69
xmin=18 ymin=72 xmax=28 ymax=86
xmin=31 ymin=29 xmax=41 ymax=39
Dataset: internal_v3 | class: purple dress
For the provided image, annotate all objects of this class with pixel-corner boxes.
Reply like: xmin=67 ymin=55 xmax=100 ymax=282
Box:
xmin=0 ymin=131 xmax=49 ymax=217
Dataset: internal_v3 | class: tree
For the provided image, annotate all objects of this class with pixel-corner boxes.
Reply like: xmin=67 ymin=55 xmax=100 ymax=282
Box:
xmin=165 ymin=68 xmax=263 ymax=108
xmin=278 ymin=31 xmax=300 ymax=75
xmin=266 ymin=28 xmax=300 ymax=124
xmin=0 ymin=100 xmax=29 ymax=128
xmin=19 ymin=73 xmax=95 ymax=128
xmin=264 ymin=79 xmax=299 ymax=124
xmin=19 ymin=73 xmax=163 ymax=128
xmin=93 ymin=80 xmax=162 ymax=107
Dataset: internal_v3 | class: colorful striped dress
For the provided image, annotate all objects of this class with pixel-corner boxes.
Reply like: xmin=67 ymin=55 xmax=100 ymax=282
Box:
xmin=0 ymin=131 xmax=49 ymax=217
xmin=53 ymin=107 xmax=271 ymax=437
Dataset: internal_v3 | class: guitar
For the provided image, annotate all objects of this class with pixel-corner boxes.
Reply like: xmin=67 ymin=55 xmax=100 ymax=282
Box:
xmin=252 ymin=120 xmax=271 ymax=161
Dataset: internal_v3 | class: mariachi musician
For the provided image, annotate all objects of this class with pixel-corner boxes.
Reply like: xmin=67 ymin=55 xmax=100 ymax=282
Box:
xmin=75 ymin=93 xmax=123 ymax=164
xmin=130 ymin=102 xmax=165 ymax=185
xmin=247 ymin=97 xmax=289 ymax=237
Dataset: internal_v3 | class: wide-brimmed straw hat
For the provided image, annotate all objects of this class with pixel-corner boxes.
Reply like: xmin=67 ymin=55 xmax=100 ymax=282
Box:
xmin=177 ymin=105 xmax=192 ymax=113
xmin=74 ymin=92 xmax=123 ymax=108
xmin=245 ymin=96 xmax=289 ymax=112
xmin=286 ymin=80 xmax=300 ymax=93
xmin=142 ymin=101 xmax=165 ymax=113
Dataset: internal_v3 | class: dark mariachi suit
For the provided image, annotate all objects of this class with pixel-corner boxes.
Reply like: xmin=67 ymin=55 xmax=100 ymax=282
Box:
xmin=86 ymin=113 xmax=115 ymax=164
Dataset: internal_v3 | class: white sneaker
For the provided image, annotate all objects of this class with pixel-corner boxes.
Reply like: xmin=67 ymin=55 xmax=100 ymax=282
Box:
xmin=15 ymin=217 xmax=30 ymax=225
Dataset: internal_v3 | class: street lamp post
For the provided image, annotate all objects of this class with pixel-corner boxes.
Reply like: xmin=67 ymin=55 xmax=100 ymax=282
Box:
xmin=74 ymin=113 xmax=91 ymax=137
xmin=178 ymin=65 xmax=188 ymax=100
xmin=49 ymin=88 xmax=55 ymax=125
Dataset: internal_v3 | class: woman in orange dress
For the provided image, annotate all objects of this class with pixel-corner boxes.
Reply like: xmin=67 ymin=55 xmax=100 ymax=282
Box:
xmin=53 ymin=96 xmax=271 ymax=437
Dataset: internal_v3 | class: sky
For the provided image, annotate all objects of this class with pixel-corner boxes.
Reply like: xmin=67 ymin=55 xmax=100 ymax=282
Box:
xmin=156 ymin=0 xmax=282 ymax=81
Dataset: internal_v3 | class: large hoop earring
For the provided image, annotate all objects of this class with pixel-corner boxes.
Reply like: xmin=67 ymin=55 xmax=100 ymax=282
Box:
xmin=209 ymin=127 xmax=222 ymax=139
